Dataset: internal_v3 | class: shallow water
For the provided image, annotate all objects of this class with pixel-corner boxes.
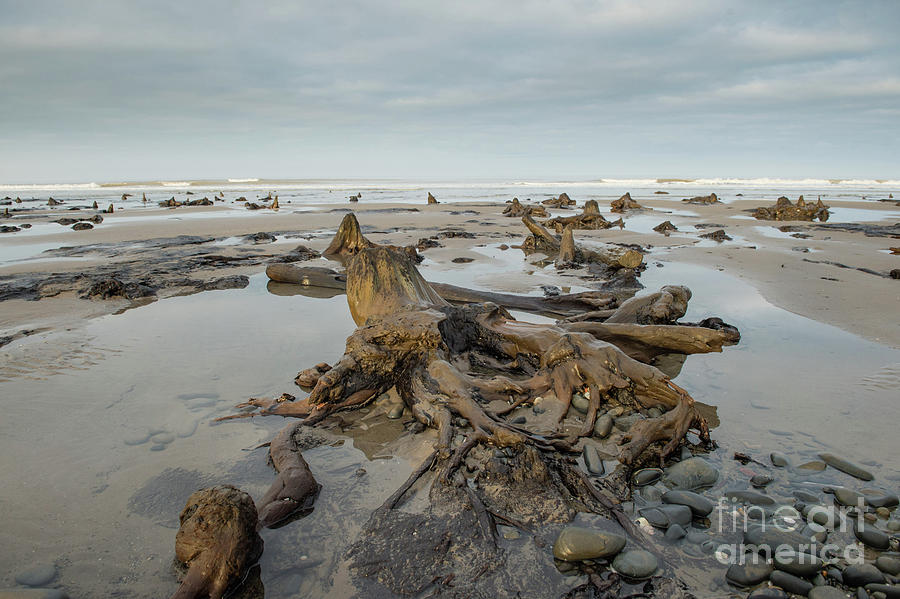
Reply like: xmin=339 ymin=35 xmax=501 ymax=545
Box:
xmin=0 ymin=253 xmax=898 ymax=597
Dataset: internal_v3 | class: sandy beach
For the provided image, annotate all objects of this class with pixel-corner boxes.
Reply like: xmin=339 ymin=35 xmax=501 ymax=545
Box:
xmin=0 ymin=182 xmax=898 ymax=598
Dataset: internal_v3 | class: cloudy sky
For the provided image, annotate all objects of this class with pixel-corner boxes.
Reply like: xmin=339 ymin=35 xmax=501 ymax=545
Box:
xmin=1 ymin=0 xmax=898 ymax=182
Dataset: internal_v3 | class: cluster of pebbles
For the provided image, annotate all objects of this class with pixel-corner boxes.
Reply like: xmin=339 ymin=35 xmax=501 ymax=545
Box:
xmin=553 ymin=442 xmax=900 ymax=598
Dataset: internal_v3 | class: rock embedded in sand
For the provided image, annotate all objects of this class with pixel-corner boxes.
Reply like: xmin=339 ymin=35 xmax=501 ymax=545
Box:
xmin=612 ymin=549 xmax=658 ymax=579
xmin=663 ymin=457 xmax=719 ymax=490
xmin=14 ymin=565 xmax=57 ymax=587
xmin=552 ymin=526 xmax=626 ymax=561
xmin=819 ymin=453 xmax=874 ymax=480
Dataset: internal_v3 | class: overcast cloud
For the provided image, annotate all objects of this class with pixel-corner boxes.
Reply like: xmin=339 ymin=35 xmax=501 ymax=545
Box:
xmin=0 ymin=0 xmax=897 ymax=182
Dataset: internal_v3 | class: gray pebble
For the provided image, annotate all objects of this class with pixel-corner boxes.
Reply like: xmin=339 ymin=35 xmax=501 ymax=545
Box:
xmin=14 ymin=565 xmax=57 ymax=587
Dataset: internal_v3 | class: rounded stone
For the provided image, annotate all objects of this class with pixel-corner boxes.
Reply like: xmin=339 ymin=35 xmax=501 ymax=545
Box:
xmin=662 ymin=489 xmax=714 ymax=517
xmin=818 ymin=453 xmax=874 ymax=481
xmin=387 ymin=405 xmax=404 ymax=419
xmin=582 ymin=445 xmax=604 ymax=476
xmin=752 ymin=474 xmax=774 ymax=487
xmin=613 ymin=549 xmax=658 ymax=579
xmin=771 ymin=452 xmax=791 ymax=467
xmin=770 ymin=569 xmax=814 ymax=595
xmin=877 ymin=508 xmax=891 ymax=519
xmin=571 ymin=394 xmax=590 ymax=413
xmin=876 ymin=556 xmax=900 ymax=576
xmin=665 ymin=523 xmax=687 ymax=541
xmin=774 ymin=551 xmax=824 ymax=577
xmin=833 ymin=487 xmax=866 ymax=508
xmin=749 ymin=588 xmax=789 ymax=599
xmin=796 ymin=460 xmax=828 ymax=472
xmin=843 ymin=564 xmax=885 ymax=587
xmin=726 ymin=560 xmax=774 ymax=587
xmin=14 ymin=564 xmax=57 ymax=587
xmin=663 ymin=457 xmax=719 ymax=491
xmin=552 ymin=526 xmax=626 ymax=562
xmin=633 ymin=468 xmax=662 ymax=487
xmin=855 ymin=524 xmax=891 ymax=550
xmin=809 ymin=586 xmax=851 ymax=599
xmin=593 ymin=414 xmax=614 ymax=438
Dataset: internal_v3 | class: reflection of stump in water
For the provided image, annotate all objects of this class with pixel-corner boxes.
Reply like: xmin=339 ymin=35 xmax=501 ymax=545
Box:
xmin=217 ymin=215 xmax=739 ymax=596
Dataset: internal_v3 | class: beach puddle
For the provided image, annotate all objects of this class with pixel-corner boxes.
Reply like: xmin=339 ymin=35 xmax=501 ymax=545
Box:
xmin=0 ymin=255 xmax=898 ymax=598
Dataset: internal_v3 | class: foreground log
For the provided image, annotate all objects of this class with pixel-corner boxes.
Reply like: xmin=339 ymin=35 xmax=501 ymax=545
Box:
xmin=171 ymin=486 xmax=263 ymax=599
xmin=502 ymin=197 xmax=548 ymax=218
xmin=521 ymin=215 xmax=643 ymax=269
xmin=544 ymin=199 xmax=623 ymax=232
xmin=266 ymin=262 xmax=619 ymax=318
xmin=753 ymin=195 xmax=830 ymax=221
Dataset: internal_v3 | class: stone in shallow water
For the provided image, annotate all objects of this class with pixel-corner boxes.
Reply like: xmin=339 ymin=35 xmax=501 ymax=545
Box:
xmin=796 ymin=460 xmax=828 ymax=472
xmin=724 ymin=489 xmax=776 ymax=505
xmin=663 ymin=457 xmax=719 ymax=490
xmin=14 ymin=565 xmax=57 ymax=587
xmin=794 ymin=489 xmax=821 ymax=503
xmin=751 ymin=474 xmax=774 ymax=487
xmin=808 ymin=587 xmax=848 ymax=599
xmin=771 ymin=452 xmax=791 ymax=467
xmin=855 ymin=524 xmax=891 ymax=550
xmin=663 ymin=489 xmax=714 ymax=517
xmin=593 ymin=414 xmax=613 ymax=438
xmin=744 ymin=525 xmax=810 ymax=553
xmin=552 ymin=526 xmax=626 ymax=561
xmin=582 ymin=445 xmax=604 ymax=475
xmin=613 ymin=549 xmax=658 ymax=579
xmin=868 ymin=494 xmax=900 ymax=509
xmin=819 ymin=453 xmax=874 ymax=481
xmin=864 ymin=583 xmax=900 ymax=598
xmin=726 ymin=560 xmax=774 ymax=587
xmin=770 ymin=570 xmax=814 ymax=595
xmin=843 ymin=564 xmax=886 ymax=587
xmin=832 ymin=487 xmax=866 ymax=508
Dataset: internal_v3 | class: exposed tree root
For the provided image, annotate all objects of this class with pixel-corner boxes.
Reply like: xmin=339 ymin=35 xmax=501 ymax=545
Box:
xmin=503 ymin=197 xmax=548 ymax=217
xmin=544 ymin=200 xmax=624 ymax=232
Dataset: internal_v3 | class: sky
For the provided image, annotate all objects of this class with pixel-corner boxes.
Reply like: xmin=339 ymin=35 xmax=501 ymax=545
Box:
xmin=0 ymin=0 xmax=898 ymax=183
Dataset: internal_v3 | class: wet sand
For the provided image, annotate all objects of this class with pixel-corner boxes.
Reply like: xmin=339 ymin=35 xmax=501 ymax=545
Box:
xmin=0 ymin=188 xmax=898 ymax=597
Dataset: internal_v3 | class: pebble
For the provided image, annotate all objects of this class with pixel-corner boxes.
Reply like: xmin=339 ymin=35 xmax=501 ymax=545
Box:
xmin=612 ymin=549 xmax=658 ymax=579
xmin=639 ymin=485 xmax=663 ymax=503
xmin=662 ymin=489 xmax=714 ymax=517
xmin=614 ymin=413 xmax=642 ymax=431
xmin=844 ymin=564 xmax=886 ymax=587
xmin=806 ymin=505 xmax=842 ymax=529
xmin=770 ymin=570 xmax=814 ymax=595
xmin=582 ymin=445 xmax=604 ymax=476
xmin=14 ymin=565 xmax=57 ymax=588
xmin=877 ymin=508 xmax=892 ymax=519
xmin=751 ymin=474 xmax=774 ymax=487
xmin=593 ymin=414 xmax=614 ymax=438
xmin=744 ymin=525 xmax=810 ymax=553
xmin=632 ymin=468 xmax=662 ymax=487
xmin=832 ymin=487 xmax=867 ymax=508
xmin=665 ymin=523 xmax=687 ymax=541
xmin=150 ymin=432 xmax=175 ymax=445
xmin=819 ymin=453 xmax=875 ymax=481
xmin=663 ymin=457 xmax=719 ymax=490
xmin=511 ymin=415 xmax=527 ymax=425
xmin=809 ymin=588 xmax=850 ymax=599
xmin=797 ymin=460 xmax=828 ymax=472
xmin=868 ymin=495 xmax=900 ymax=509
xmin=749 ymin=589 xmax=789 ymax=599
xmin=387 ymin=405 xmax=404 ymax=419
xmin=794 ymin=489 xmax=821 ymax=502
xmin=888 ymin=520 xmax=900 ymax=532
xmin=771 ymin=452 xmax=791 ymax=467
xmin=864 ymin=584 xmax=900 ymax=598
xmin=774 ymin=551 xmax=824 ymax=577
xmin=724 ymin=490 xmax=776 ymax=505
xmin=572 ymin=394 xmax=590 ymax=413
xmin=855 ymin=523 xmax=891 ymax=550
xmin=726 ymin=560 xmax=774 ymax=587
xmin=876 ymin=557 xmax=900 ymax=576
xmin=552 ymin=527 xmax=626 ymax=561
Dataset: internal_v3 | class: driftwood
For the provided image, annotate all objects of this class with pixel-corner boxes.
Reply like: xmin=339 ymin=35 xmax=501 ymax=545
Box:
xmin=521 ymin=215 xmax=642 ymax=269
xmin=610 ymin=192 xmax=642 ymax=213
xmin=544 ymin=200 xmax=623 ymax=232
xmin=266 ymin=262 xmax=618 ymax=318
xmin=502 ymin=197 xmax=548 ymax=218
xmin=753 ymin=196 xmax=830 ymax=222
xmin=542 ymin=192 xmax=576 ymax=208
xmin=256 ymin=423 xmax=321 ymax=528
